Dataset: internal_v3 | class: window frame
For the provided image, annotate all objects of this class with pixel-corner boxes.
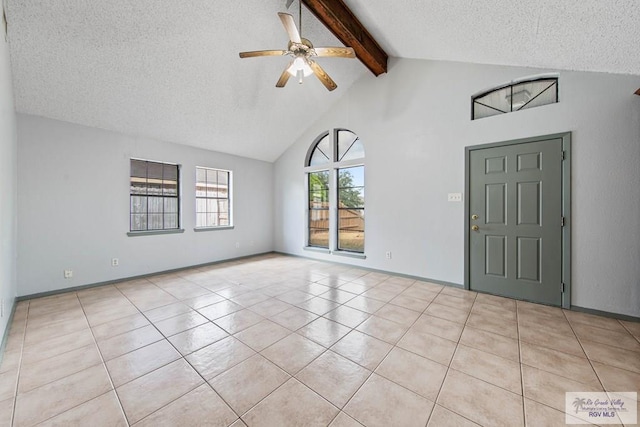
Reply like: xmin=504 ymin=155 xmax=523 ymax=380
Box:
xmin=194 ymin=166 xmax=234 ymax=230
xmin=128 ymin=158 xmax=183 ymax=236
xmin=304 ymin=128 xmax=365 ymax=255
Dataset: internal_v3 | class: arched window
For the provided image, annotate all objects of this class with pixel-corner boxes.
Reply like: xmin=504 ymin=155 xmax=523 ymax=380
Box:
xmin=472 ymin=76 xmax=558 ymax=120
xmin=306 ymin=129 xmax=365 ymax=254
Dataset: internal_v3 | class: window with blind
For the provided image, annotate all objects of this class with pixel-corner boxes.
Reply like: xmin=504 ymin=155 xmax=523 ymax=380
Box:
xmin=129 ymin=159 xmax=180 ymax=231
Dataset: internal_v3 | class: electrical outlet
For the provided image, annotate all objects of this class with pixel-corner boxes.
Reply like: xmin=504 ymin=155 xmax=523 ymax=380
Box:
xmin=385 ymin=251 xmax=392 ymax=260
xmin=448 ymin=193 xmax=463 ymax=202
xmin=235 ymin=242 xmax=240 ymax=248
xmin=111 ymin=258 xmax=119 ymax=267
xmin=64 ymin=269 xmax=73 ymax=279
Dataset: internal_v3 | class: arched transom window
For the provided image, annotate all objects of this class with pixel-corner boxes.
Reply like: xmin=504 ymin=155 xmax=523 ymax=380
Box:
xmin=472 ymin=76 xmax=558 ymax=120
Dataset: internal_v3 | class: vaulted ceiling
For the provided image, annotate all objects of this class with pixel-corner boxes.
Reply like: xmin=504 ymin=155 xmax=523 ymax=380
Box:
xmin=6 ymin=0 xmax=640 ymax=162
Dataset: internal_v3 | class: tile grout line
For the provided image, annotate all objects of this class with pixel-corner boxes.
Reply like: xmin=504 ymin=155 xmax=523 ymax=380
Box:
xmin=560 ymin=309 xmax=629 ymax=424
xmin=77 ymin=289 xmax=131 ymax=427
xmin=9 ymin=300 xmax=29 ymax=427
xmin=336 ymin=281 xmax=450 ymax=426
xmin=428 ymin=289 xmax=480 ymax=427
xmin=16 ymin=293 xmax=123 ymax=426
xmin=113 ymin=286 xmax=243 ymax=426
xmin=234 ymin=275 xmax=417 ymax=425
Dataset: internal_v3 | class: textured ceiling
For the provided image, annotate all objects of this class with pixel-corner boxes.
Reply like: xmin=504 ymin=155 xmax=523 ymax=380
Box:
xmin=347 ymin=0 xmax=640 ymax=76
xmin=6 ymin=0 xmax=640 ymax=162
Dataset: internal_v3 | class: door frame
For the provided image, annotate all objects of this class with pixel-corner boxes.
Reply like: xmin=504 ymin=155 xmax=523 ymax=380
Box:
xmin=464 ymin=132 xmax=572 ymax=309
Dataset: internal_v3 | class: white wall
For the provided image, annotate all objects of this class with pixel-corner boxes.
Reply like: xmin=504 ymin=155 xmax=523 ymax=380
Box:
xmin=274 ymin=58 xmax=640 ymax=317
xmin=0 ymin=27 xmax=18 ymax=338
xmin=17 ymin=115 xmax=274 ymax=296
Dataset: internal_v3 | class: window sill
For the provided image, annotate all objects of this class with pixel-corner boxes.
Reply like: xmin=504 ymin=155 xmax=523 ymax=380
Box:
xmin=303 ymin=247 xmax=366 ymax=259
xmin=304 ymin=246 xmax=331 ymax=254
xmin=332 ymin=250 xmax=366 ymax=259
xmin=194 ymin=226 xmax=235 ymax=232
xmin=127 ymin=229 xmax=185 ymax=237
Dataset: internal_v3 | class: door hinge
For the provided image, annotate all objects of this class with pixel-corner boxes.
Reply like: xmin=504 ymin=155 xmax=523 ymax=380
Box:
xmin=561 ymin=282 xmax=565 ymax=293
xmin=561 ymin=150 xmax=567 ymax=160
xmin=561 ymin=217 xmax=565 ymax=227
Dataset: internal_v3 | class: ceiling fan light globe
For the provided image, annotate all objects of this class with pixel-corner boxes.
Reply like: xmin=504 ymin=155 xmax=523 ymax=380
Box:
xmin=287 ymin=57 xmax=313 ymax=77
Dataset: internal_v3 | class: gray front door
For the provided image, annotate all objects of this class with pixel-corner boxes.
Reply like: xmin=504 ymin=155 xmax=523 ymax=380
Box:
xmin=467 ymin=136 xmax=565 ymax=306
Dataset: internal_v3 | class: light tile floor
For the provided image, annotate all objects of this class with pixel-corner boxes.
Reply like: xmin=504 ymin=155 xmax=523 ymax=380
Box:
xmin=0 ymin=254 xmax=639 ymax=426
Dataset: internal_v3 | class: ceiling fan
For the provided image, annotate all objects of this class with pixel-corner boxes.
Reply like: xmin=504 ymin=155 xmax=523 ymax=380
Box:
xmin=238 ymin=1 xmax=355 ymax=91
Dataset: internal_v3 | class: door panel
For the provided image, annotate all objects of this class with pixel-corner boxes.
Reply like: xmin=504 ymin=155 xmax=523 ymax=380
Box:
xmin=469 ymin=137 xmax=563 ymax=305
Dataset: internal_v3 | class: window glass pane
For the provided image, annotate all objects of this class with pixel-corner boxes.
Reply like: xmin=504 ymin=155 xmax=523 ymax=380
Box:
xmin=148 ymin=197 xmax=163 ymax=214
xmin=218 ymin=200 xmax=229 ymax=213
xmin=164 ymin=198 xmax=177 ymax=213
xmin=206 ymin=213 xmax=218 ymax=227
xmin=207 ymin=199 xmax=218 ymax=213
xmin=164 ymin=213 xmax=178 ymax=229
xmin=148 ymin=214 xmax=163 ymax=230
xmin=130 ymin=214 xmax=147 ymax=231
xmin=309 ymin=134 xmax=331 ymax=166
xmin=338 ymin=166 xmax=364 ymax=209
xmin=148 ymin=162 xmax=163 ymax=180
xmin=130 ymin=196 xmax=147 ymax=214
xmin=475 ymin=86 xmax=511 ymax=115
xmin=339 ymin=187 xmax=364 ymax=208
xmin=309 ymin=229 xmax=329 ymax=248
xmin=163 ymin=164 xmax=177 ymax=181
xmin=147 ymin=179 xmax=162 ymax=195
xmin=338 ymin=166 xmax=364 ymax=188
xmin=518 ymin=80 xmax=557 ymax=111
xmin=218 ymin=171 xmax=229 ymax=186
xmin=338 ymin=209 xmax=364 ymax=252
xmin=130 ymin=176 xmax=147 ymax=194
xmin=309 ymin=171 xmax=329 ymax=192
xmin=130 ymin=160 xmax=147 ymax=178
xmin=196 ymin=168 xmax=207 ymax=197
xmin=338 ymin=230 xmax=364 ymax=252
xmin=337 ymin=130 xmax=365 ymax=161
xmin=473 ymin=102 xmax=503 ymax=119
xmin=163 ymin=180 xmax=177 ymax=196
xmin=309 ymin=210 xmax=329 ymax=230
xmin=196 ymin=213 xmax=206 ymax=228
xmin=196 ymin=198 xmax=207 ymax=213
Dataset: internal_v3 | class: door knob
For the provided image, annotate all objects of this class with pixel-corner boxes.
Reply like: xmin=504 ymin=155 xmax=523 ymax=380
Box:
xmin=471 ymin=214 xmax=479 ymax=220
xmin=471 ymin=225 xmax=479 ymax=231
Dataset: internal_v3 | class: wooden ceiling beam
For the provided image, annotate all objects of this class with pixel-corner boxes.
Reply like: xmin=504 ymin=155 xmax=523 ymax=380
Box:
xmin=302 ymin=0 xmax=388 ymax=76
xmin=635 ymin=88 xmax=640 ymax=95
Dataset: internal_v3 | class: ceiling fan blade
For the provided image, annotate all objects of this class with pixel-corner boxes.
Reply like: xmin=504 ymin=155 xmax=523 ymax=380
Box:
xmin=278 ymin=13 xmax=302 ymax=44
xmin=239 ymin=50 xmax=287 ymax=58
xmin=276 ymin=61 xmax=293 ymax=88
xmin=314 ymin=47 xmax=356 ymax=58
xmin=309 ymin=60 xmax=337 ymax=91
